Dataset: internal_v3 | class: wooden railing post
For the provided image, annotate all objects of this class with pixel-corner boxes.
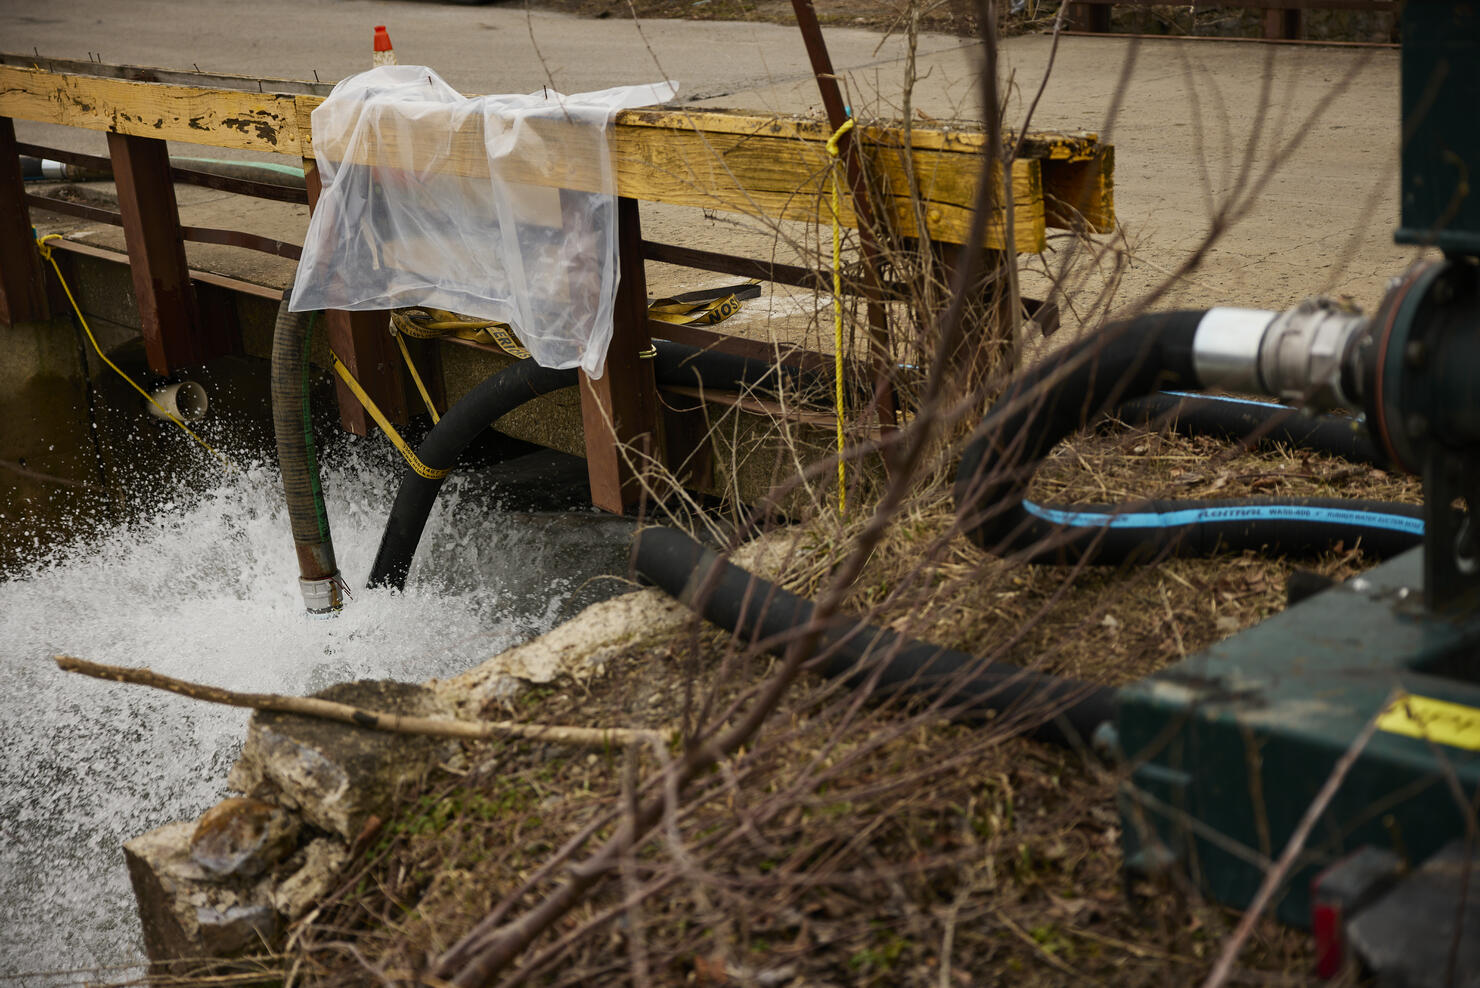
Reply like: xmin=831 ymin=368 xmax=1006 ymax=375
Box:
xmin=1069 ymin=2 xmax=1113 ymax=33
xmin=579 ymin=195 xmax=660 ymax=514
xmin=107 ymin=131 xmax=207 ymax=374
xmin=302 ymin=158 xmax=408 ymax=437
xmin=1264 ymin=5 xmax=1303 ymax=40
xmin=0 ymin=117 xmax=48 ymax=325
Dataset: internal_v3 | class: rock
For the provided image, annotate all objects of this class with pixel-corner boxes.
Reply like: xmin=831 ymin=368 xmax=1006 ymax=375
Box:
xmin=438 ymin=526 xmax=807 ymax=714
xmin=272 ymin=837 xmax=349 ymax=920
xmin=190 ymin=797 xmax=300 ymax=879
xmin=124 ymin=821 xmax=279 ymax=969
xmin=196 ymin=903 xmax=278 ymax=957
xmin=227 ymin=679 xmax=456 ymax=840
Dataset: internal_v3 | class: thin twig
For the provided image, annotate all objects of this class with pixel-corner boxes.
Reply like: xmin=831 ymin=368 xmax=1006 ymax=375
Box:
xmin=54 ymin=656 xmax=665 ymax=749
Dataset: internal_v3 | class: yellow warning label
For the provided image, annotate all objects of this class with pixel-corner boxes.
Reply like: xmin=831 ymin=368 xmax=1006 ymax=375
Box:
xmin=1376 ymin=693 xmax=1480 ymax=751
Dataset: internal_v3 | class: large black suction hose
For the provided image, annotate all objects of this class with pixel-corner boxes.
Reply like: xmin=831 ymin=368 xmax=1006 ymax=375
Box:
xmin=369 ymin=360 xmax=580 ymax=591
xmin=955 ymin=312 xmax=1424 ymax=564
xmin=369 ymin=341 xmax=816 ymax=591
xmin=1116 ymin=392 xmax=1382 ymax=465
xmin=634 ymin=526 xmax=1116 ymax=749
xmin=271 ymin=299 xmax=342 ymax=615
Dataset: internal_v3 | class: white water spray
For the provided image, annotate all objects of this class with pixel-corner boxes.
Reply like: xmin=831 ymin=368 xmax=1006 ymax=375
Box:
xmin=0 ymin=441 xmax=628 ymax=980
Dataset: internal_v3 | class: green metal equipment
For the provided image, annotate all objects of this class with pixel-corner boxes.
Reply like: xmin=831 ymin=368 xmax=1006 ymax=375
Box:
xmin=1117 ymin=0 xmax=1480 ymax=937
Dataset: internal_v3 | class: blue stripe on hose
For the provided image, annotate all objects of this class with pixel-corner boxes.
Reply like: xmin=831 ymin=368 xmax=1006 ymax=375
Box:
xmin=1157 ymin=391 xmax=1366 ymax=425
xmin=1021 ymin=500 xmax=1424 ymax=535
xmin=1159 ymin=390 xmax=1289 ymax=410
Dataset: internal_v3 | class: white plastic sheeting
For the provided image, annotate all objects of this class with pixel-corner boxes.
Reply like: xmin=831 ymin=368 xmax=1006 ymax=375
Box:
xmin=289 ymin=66 xmax=676 ymax=379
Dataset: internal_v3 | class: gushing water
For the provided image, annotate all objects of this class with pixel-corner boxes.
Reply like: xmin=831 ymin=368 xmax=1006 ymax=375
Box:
xmin=0 ymin=441 xmax=629 ymax=980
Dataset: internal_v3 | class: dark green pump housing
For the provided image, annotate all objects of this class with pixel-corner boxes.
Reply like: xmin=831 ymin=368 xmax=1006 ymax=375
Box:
xmin=1395 ymin=1 xmax=1480 ymax=257
xmin=1117 ymin=0 xmax=1480 ymax=928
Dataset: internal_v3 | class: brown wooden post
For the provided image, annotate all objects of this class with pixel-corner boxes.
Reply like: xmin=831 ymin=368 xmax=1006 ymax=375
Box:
xmin=107 ymin=131 xmax=206 ymax=374
xmin=1070 ymin=2 xmax=1113 ymax=33
xmin=0 ymin=117 xmax=48 ymax=324
xmin=1263 ymin=5 xmax=1303 ymax=40
xmin=302 ymin=158 xmax=408 ymax=436
xmin=579 ymin=195 xmax=660 ymax=514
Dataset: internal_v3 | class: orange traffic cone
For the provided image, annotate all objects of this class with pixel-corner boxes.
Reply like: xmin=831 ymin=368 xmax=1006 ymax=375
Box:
xmin=372 ymin=25 xmax=397 ymax=67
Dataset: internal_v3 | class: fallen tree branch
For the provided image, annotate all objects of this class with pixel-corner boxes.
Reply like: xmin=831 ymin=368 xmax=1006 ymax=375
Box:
xmin=54 ymin=655 xmax=665 ymax=749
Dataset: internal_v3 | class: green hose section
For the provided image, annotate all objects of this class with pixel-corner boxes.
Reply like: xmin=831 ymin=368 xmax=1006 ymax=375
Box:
xmin=271 ymin=297 xmax=338 ymax=583
xmin=301 ymin=311 xmax=330 ymax=543
xmin=174 ymin=156 xmax=308 ymax=180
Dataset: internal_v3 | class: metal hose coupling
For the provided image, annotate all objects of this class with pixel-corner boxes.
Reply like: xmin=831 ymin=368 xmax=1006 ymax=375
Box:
xmin=299 ymin=575 xmax=345 ymax=618
xmin=1192 ymin=298 xmax=1369 ymax=411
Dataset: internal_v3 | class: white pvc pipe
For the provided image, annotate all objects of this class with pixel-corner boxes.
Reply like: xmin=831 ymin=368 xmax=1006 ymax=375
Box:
xmin=147 ymin=381 xmax=209 ymax=422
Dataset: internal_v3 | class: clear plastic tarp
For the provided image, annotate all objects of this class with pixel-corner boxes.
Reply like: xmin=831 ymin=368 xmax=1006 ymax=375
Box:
xmin=289 ymin=66 xmax=677 ymax=379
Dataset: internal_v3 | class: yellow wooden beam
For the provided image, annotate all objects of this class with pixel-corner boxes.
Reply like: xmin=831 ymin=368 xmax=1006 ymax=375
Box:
xmin=0 ymin=65 xmax=303 ymax=152
xmin=0 ymin=64 xmax=1116 ymax=249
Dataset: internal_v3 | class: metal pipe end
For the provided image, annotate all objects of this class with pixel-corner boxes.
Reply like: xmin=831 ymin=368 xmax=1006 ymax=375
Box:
xmin=1192 ymin=308 xmax=1277 ymax=393
xmin=299 ymin=575 xmax=344 ymax=617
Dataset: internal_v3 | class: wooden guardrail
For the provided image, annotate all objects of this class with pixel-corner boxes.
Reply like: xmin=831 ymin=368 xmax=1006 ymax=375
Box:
xmin=0 ymin=56 xmax=1115 ymax=511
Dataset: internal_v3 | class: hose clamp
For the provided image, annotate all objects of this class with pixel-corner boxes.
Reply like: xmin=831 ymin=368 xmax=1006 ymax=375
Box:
xmin=1257 ymin=297 xmax=1368 ymax=411
xmin=299 ymin=575 xmax=344 ymax=616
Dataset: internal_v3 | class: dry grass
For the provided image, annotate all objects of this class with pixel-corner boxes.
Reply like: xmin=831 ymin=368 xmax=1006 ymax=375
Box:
xmin=278 ymin=412 xmax=1415 ymax=985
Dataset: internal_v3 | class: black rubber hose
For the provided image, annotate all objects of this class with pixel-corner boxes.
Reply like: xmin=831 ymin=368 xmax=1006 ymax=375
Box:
xmin=1116 ymin=392 xmax=1382 ymax=465
xmin=369 ymin=341 xmax=813 ymax=590
xmin=955 ymin=312 xmax=1423 ymax=564
xmin=634 ymin=526 xmax=1115 ymax=749
xmin=270 ymin=299 xmax=340 ymax=610
xmin=369 ymin=360 xmax=579 ymax=590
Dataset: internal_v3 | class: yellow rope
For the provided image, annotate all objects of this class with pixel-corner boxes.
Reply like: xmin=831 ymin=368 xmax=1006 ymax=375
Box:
xmin=329 ymin=353 xmax=449 ymax=480
xmin=34 ymin=235 xmax=233 ymax=471
xmin=391 ymin=328 xmax=440 ymax=424
xmin=826 ymin=117 xmax=855 ymax=516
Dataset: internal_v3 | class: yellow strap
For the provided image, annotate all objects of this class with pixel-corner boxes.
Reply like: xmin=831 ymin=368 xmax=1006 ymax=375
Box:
xmin=826 ymin=117 xmax=855 ymax=516
xmin=392 ymin=329 xmax=440 ymax=424
xmin=330 ymin=353 xmax=449 ymax=480
xmin=34 ymin=235 xmax=233 ymax=472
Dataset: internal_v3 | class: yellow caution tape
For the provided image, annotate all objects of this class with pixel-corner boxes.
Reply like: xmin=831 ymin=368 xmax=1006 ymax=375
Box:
xmin=34 ymin=234 xmax=233 ymax=472
xmin=1376 ymin=692 xmax=1480 ymax=751
xmin=330 ymin=352 xmax=449 ymax=481
xmin=389 ymin=283 xmax=753 ymax=361
xmin=648 ymin=293 xmax=745 ymax=326
xmin=391 ymin=327 xmax=440 ymax=424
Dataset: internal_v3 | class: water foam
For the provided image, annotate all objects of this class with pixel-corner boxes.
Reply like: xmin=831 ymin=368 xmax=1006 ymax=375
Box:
xmin=0 ymin=440 xmax=617 ymax=979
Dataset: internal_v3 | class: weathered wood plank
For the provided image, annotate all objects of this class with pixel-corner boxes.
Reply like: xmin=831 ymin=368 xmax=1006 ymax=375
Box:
xmin=1042 ymin=144 xmax=1114 ymax=233
xmin=0 ymin=66 xmax=302 ymax=153
xmin=0 ymin=64 xmax=1112 ymax=249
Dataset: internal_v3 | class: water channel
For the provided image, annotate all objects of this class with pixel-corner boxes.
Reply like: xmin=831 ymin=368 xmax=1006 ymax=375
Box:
xmin=0 ymin=437 xmax=632 ymax=980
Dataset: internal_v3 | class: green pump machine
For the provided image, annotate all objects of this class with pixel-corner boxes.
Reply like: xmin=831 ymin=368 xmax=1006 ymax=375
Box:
xmin=1114 ymin=1 xmax=1480 ymax=978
